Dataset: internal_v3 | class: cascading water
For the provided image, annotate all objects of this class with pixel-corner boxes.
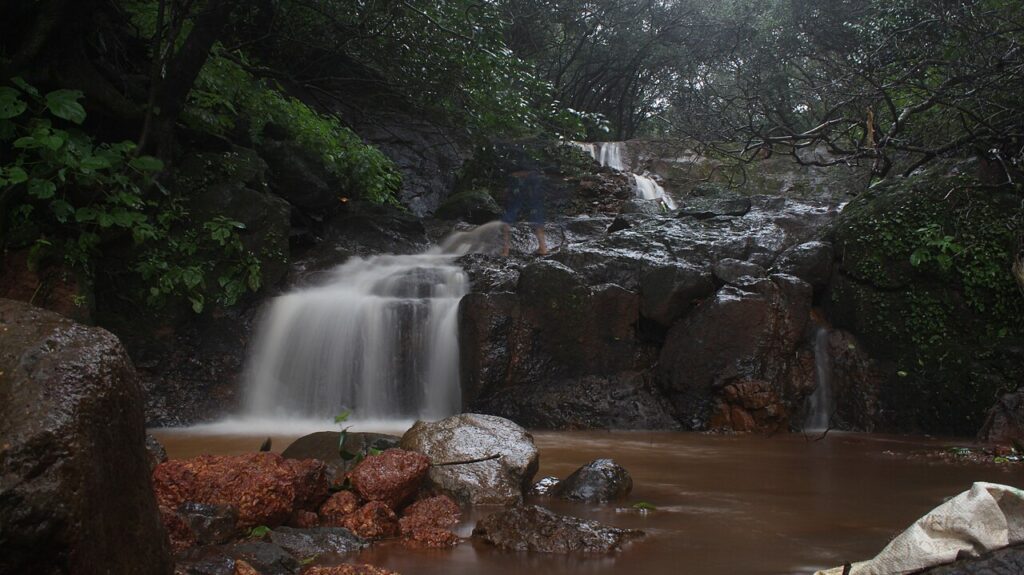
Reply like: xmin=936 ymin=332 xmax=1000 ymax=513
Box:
xmin=572 ymin=141 xmax=676 ymax=209
xmin=242 ymin=223 xmax=501 ymax=423
xmin=804 ymin=326 xmax=834 ymax=431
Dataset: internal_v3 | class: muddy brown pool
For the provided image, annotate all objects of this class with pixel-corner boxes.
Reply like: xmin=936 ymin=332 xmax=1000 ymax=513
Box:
xmin=152 ymin=429 xmax=1022 ymax=575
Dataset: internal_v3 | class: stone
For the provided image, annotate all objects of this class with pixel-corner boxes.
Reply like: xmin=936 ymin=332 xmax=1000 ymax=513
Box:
xmin=288 ymin=510 xmax=320 ymax=529
xmin=176 ymin=502 xmax=241 ymax=546
xmin=978 ymin=390 xmax=1024 ymax=446
xmin=303 ymin=566 xmax=400 ymax=575
xmin=639 ymin=263 xmax=716 ymax=327
xmin=153 ymin=453 xmax=330 ymax=529
xmin=221 ymin=542 xmax=300 ymax=575
xmin=916 ymin=544 xmax=1024 ymax=574
xmin=434 ymin=189 xmax=503 ymax=224
xmin=399 ymin=495 xmax=461 ymax=548
xmin=0 ymin=299 xmax=173 ymax=575
xmin=341 ymin=501 xmax=400 ymax=540
xmin=347 ymin=449 xmax=431 ymax=510
xmin=712 ymin=258 xmax=766 ymax=285
xmin=772 ymin=241 xmax=833 ymax=288
xmin=472 ymin=505 xmax=643 ymax=553
xmin=268 ymin=527 xmax=368 ymax=558
xmin=400 ymin=414 xmax=539 ymax=505
xmin=282 ymin=432 xmax=401 ymax=485
xmin=258 ymin=139 xmax=341 ymax=214
xmin=530 ymin=477 xmax=562 ymax=496
xmin=147 ymin=432 xmax=169 ymax=472
xmin=319 ymin=491 xmax=362 ymax=526
xmin=553 ymin=459 xmax=633 ymax=502
xmin=678 ymin=196 xmax=752 ymax=219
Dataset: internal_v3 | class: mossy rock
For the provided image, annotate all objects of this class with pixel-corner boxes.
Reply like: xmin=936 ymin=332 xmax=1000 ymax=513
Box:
xmin=826 ymin=164 xmax=1024 ymax=434
xmin=435 ymin=188 xmax=502 ymax=224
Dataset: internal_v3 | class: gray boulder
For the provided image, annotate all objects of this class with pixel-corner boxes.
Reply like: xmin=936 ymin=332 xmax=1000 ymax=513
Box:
xmin=268 ymin=527 xmax=367 ymax=558
xmin=473 ymin=505 xmax=642 ymax=553
xmin=399 ymin=414 xmax=539 ymax=505
xmin=773 ymin=241 xmax=833 ymax=288
xmin=553 ymin=459 xmax=633 ymax=502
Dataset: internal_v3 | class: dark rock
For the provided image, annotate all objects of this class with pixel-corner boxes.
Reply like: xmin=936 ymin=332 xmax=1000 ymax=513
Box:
xmin=348 ymin=449 xmax=431 ymax=509
xmin=916 ymin=544 xmax=1024 ymax=574
xmin=400 ymin=414 xmax=539 ymax=505
xmin=553 ymin=459 xmax=633 ymax=502
xmin=177 ymin=502 xmax=240 ymax=546
xmin=639 ymin=262 xmax=716 ymax=327
xmin=618 ymin=198 xmax=664 ymax=216
xmin=773 ymin=241 xmax=833 ymax=288
xmin=978 ymin=390 xmax=1024 ymax=445
xmin=153 ymin=453 xmax=330 ymax=529
xmin=221 ymin=542 xmax=300 ymax=575
xmin=825 ymin=329 xmax=884 ymax=432
xmin=258 ymin=139 xmax=341 ymax=214
xmin=281 ymin=431 xmax=400 ymax=484
xmin=708 ymin=379 xmax=790 ymax=433
xmin=435 ymin=189 xmax=503 ymax=224
xmin=530 ymin=477 xmax=561 ymax=496
xmin=0 ymin=299 xmax=173 ymax=575
xmin=472 ymin=505 xmax=643 ymax=553
xmin=657 ymin=275 xmax=814 ymax=430
xmin=678 ymin=196 xmax=752 ymax=219
xmin=304 ymin=566 xmax=399 ymax=575
xmin=473 ymin=372 xmax=680 ymax=430
xmin=268 ymin=526 xmax=368 ymax=558
xmin=606 ymin=216 xmax=633 ymax=233
xmin=147 ymin=433 xmax=169 ymax=472
xmin=456 ymin=253 xmax=520 ymax=293
xmin=712 ymin=258 xmax=767 ymax=285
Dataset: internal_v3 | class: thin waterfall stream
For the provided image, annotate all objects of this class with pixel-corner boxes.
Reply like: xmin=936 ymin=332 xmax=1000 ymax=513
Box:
xmin=805 ymin=326 xmax=834 ymax=432
xmin=573 ymin=141 xmax=677 ymax=209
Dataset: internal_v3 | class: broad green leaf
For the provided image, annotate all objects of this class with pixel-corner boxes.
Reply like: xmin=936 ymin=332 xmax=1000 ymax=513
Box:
xmin=45 ymin=89 xmax=86 ymax=124
xmin=28 ymin=179 xmax=56 ymax=199
xmin=51 ymin=199 xmax=74 ymax=222
xmin=80 ymin=155 xmax=112 ymax=171
xmin=0 ymin=87 xmax=27 ymax=119
xmin=190 ymin=296 xmax=205 ymax=314
xmin=129 ymin=155 xmax=164 ymax=173
xmin=11 ymin=77 xmax=39 ymax=97
xmin=6 ymin=166 xmax=28 ymax=184
xmin=75 ymin=207 xmax=99 ymax=222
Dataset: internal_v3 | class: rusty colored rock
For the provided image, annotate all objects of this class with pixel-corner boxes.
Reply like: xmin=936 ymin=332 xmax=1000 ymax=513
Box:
xmin=160 ymin=505 xmax=197 ymax=552
xmin=303 ymin=565 xmax=399 ymax=575
xmin=152 ymin=452 xmax=330 ymax=529
xmin=342 ymin=501 xmax=400 ymax=539
xmin=348 ymin=449 xmax=430 ymax=509
xmin=289 ymin=510 xmax=320 ymax=528
xmin=234 ymin=560 xmax=260 ymax=575
xmin=319 ymin=490 xmax=362 ymax=526
xmin=399 ymin=495 xmax=461 ymax=548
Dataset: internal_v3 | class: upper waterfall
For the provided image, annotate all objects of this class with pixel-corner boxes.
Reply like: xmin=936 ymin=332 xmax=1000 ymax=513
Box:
xmin=571 ymin=141 xmax=676 ymax=209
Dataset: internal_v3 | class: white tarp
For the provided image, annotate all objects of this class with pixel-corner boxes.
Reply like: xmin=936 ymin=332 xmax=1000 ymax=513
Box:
xmin=816 ymin=482 xmax=1024 ymax=575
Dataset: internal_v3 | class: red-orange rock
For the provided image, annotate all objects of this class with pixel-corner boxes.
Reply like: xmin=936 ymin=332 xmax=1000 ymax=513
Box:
xmin=159 ymin=505 xmax=196 ymax=552
xmin=319 ymin=490 xmax=362 ymax=526
xmin=342 ymin=501 xmax=400 ymax=539
xmin=152 ymin=452 xmax=329 ymax=529
xmin=289 ymin=510 xmax=320 ymax=528
xmin=303 ymin=565 xmax=399 ymax=575
xmin=347 ymin=449 xmax=430 ymax=510
xmin=234 ymin=560 xmax=260 ymax=575
xmin=398 ymin=495 xmax=460 ymax=549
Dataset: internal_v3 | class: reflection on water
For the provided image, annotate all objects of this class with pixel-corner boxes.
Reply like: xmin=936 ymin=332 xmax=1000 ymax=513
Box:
xmin=150 ymin=429 xmax=1022 ymax=575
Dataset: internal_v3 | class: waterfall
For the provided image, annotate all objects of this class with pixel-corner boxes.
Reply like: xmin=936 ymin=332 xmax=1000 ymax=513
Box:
xmin=804 ymin=327 xmax=833 ymax=431
xmin=571 ymin=140 xmax=675 ymax=209
xmin=242 ymin=223 xmax=501 ymax=422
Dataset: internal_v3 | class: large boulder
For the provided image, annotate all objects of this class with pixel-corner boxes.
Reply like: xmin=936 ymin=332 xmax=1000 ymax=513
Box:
xmin=267 ymin=527 xmax=368 ymax=558
xmin=473 ymin=505 xmax=642 ymax=553
xmin=434 ymin=188 xmax=503 ymax=224
xmin=400 ymin=414 xmax=539 ymax=505
xmin=347 ymin=449 xmax=431 ymax=509
xmin=152 ymin=452 xmax=330 ymax=529
xmin=639 ymin=262 xmax=715 ymax=327
xmin=977 ymin=390 xmax=1024 ymax=446
xmin=772 ymin=241 xmax=833 ymax=289
xmin=0 ymin=299 xmax=173 ymax=575
xmin=657 ymin=275 xmax=815 ymax=430
xmin=281 ymin=432 xmax=401 ymax=485
xmin=552 ymin=459 xmax=633 ymax=502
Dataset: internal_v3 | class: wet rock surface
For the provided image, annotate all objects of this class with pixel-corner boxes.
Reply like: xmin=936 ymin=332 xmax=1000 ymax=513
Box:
xmin=303 ymin=566 xmax=400 ymax=575
xmin=340 ymin=501 xmax=400 ymax=540
xmin=399 ymin=495 xmax=461 ymax=548
xmin=472 ymin=505 xmax=643 ymax=553
xmin=268 ymin=527 xmax=368 ymax=558
xmin=978 ymin=390 xmax=1024 ymax=446
xmin=175 ymin=502 xmax=240 ymax=547
xmin=552 ymin=459 xmax=633 ymax=502
xmin=0 ymin=299 xmax=173 ymax=575
xmin=348 ymin=449 xmax=431 ymax=509
xmin=916 ymin=544 xmax=1024 ymax=574
xmin=282 ymin=432 xmax=401 ymax=484
xmin=400 ymin=414 xmax=539 ymax=505
xmin=153 ymin=452 xmax=330 ymax=529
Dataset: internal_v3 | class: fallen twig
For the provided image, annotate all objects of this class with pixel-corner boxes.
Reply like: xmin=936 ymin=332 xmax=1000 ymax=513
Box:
xmin=431 ymin=453 xmax=501 ymax=467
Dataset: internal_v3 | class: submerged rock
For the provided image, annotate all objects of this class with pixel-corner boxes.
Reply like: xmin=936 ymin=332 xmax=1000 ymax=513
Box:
xmin=530 ymin=476 xmax=562 ymax=496
xmin=268 ymin=526 xmax=367 ymax=558
xmin=303 ymin=566 xmax=400 ymax=575
xmin=399 ymin=495 xmax=461 ymax=548
xmin=400 ymin=414 xmax=539 ymax=505
xmin=553 ymin=459 xmax=633 ymax=502
xmin=153 ymin=453 xmax=330 ymax=529
xmin=0 ymin=299 xmax=173 ymax=575
xmin=473 ymin=505 xmax=643 ymax=553
xmin=348 ymin=449 xmax=431 ymax=509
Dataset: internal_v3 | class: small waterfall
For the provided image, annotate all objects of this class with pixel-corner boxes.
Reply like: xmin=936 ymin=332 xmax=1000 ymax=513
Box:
xmin=805 ymin=327 xmax=834 ymax=431
xmin=571 ymin=140 xmax=675 ymax=209
xmin=242 ymin=223 xmax=501 ymax=422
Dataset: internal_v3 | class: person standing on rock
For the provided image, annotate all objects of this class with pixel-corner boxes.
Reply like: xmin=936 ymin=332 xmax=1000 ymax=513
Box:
xmin=501 ymin=146 xmax=548 ymax=256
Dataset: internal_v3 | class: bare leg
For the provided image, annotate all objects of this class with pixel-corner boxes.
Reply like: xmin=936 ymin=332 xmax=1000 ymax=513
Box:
xmin=502 ymin=223 xmax=511 ymax=256
xmin=534 ymin=226 xmax=547 ymax=255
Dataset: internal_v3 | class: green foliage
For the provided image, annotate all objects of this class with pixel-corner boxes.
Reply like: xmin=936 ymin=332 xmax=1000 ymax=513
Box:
xmin=248 ymin=525 xmax=271 ymax=538
xmin=632 ymin=501 xmax=657 ymax=511
xmin=185 ymin=49 xmax=401 ymax=204
xmin=0 ymin=79 xmax=262 ymax=313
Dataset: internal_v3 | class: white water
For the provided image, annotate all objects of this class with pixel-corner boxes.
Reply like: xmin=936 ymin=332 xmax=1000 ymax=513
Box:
xmin=805 ymin=327 xmax=833 ymax=431
xmin=241 ymin=223 xmax=503 ymax=423
xmin=572 ymin=141 xmax=676 ymax=209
